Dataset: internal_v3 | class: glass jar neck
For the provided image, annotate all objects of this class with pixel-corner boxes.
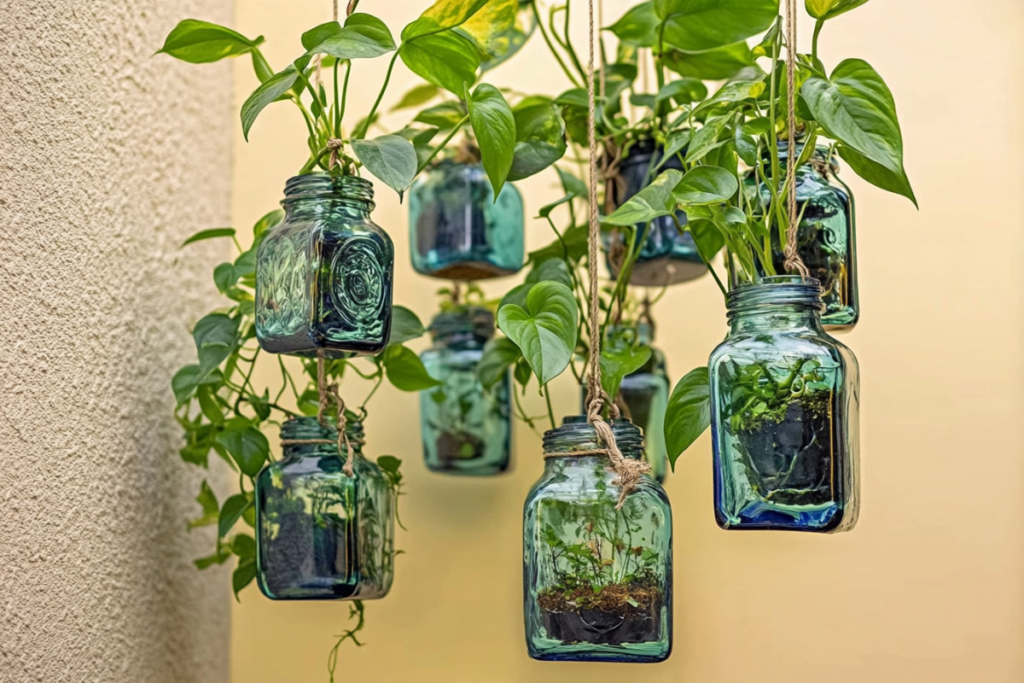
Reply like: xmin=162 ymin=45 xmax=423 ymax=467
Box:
xmin=281 ymin=174 xmax=375 ymax=220
xmin=430 ymin=307 xmax=494 ymax=348
xmin=727 ymin=276 xmax=825 ymax=334
xmin=279 ymin=416 xmax=365 ymax=459
xmin=542 ymin=416 xmax=645 ymax=466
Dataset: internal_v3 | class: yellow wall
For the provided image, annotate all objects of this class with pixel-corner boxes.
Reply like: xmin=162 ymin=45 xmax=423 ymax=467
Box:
xmin=231 ymin=1 xmax=1024 ymax=681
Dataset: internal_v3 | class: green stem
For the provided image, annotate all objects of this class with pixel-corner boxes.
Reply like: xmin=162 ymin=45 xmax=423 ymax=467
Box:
xmin=339 ymin=59 xmax=351 ymax=134
xmin=333 ymin=60 xmax=341 ymax=137
xmin=542 ymin=385 xmax=557 ymax=431
xmin=416 ymin=115 xmax=470 ymax=174
xmin=673 ymin=214 xmax=726 ymax=298
xmin=812 ymin=20 xmax=824 ymax=63
xmin=299 ymin=147 xmax=332 ymax=175
xmin=355 ymin=49 xmax=402 ymax=140
xmin=360 ymin=373 xmax=385 ymax=411
xmin=531 ymin=1 xmax=580 ymax=87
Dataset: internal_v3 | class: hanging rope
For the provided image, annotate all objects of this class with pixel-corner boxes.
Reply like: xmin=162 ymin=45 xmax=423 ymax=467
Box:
xmin=782 ymin=0 xmax=810 ymax=278
xmin=584 ymin=0 xmax=650 ymax=509
xmin=281 ymin=352 xmax=358 ymax=477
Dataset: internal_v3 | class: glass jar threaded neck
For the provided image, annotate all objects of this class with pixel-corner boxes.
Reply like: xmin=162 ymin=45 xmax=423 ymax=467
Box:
xmin=542 ymin=416 xmax=645 ymax=461
xmin=727 ymin=276 xmax=824 ymax=322
xmin=280 ymin=415 xmax=364 ymax=456
xmin=282 ymin=174 xmax=375 ymax=210
xmin=430 ymin=307 xmax=494 ymax=345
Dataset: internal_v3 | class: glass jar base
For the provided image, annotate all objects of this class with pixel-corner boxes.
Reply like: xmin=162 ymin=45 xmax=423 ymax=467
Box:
xmin=418 ymin=261 xmax=520 ymax=281
xmin=715 ymin=500 xmax=854 ymax=533
xmin=527 ymin=637 xmax=671 ymax=663
xmin=627 ymin=257 xmax=706 ymax=287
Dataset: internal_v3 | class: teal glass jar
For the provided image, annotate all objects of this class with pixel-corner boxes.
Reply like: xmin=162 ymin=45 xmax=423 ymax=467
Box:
xmin=607 ymin=139 xmax=706 ymax=287
xmin=408 ymin=159 xmax=525 ymax=281
xmin=709 ymin=276 xmax=860 ymax=533
xmin=524 ymin=417 xmax=672 ymax=662
xmin=255 ymin=417 xmax=395 ymax=600
xmin=256 ymin=174 xmax=394 ymax=357
xmin=419 ymin=307 xmax=512 ymax=475
xmin=743 ymin=143 xmax=857 ymax=330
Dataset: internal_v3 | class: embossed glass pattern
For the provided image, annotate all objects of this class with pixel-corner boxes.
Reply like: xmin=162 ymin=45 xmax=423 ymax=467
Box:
xmin=255 ymin=417 xmax=395 ymax=600
xmin=524 ymin=417 xmax=672 ymax=663
xmin=709 ymin=277 xmax=860 ymax=533
xmin=256 ymin=175 xmax=394 ymax=357
xmin=607 ymin=140 xmax=706 ymax=287
xmin=742 ymin=143 xmax=858 ymax=331
xmin=408 ymin=160 xmax=525 ymax=281
xmin=419 ymin=308 xmax=512 ymax=475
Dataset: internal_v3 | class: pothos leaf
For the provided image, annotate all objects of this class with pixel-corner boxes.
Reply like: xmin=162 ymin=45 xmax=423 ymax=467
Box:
xmin=665 ymin=367 xmax=711 ymax=468
xmin=389 ymin=306 xmax=427 ymax=345
xmin=383 ymin=345 xmax=441 ymax=391
xmin=216 ymin=426 xmax=268 ymax=477
xmin=497 ymin=281 xmax=578 ymax=386
xmin=218 ymin=493 xmax=252 ymax=538
xmin=187 ymin=480 xmax=219 ymax=530
xmin=477 ymin=337 xmax=521 ymax=390
xmin=600 ymin=345 xmax=652 ymax=405
xmin=351 ymin=135 xmax=418 ymax=198
xmin=468 ymin=83 xmax=517 ymax=196
xmin=157 ymin=19 xmax=263 ymax=63
xmin=241 ymin=66 xmax=299 ymax=141
xmin=602 ymin=169 xmax=683 ymax=226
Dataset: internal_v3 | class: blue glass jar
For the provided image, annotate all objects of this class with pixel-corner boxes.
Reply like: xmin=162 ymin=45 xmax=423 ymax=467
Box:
xmin=255 ymin=417 xmax=395 ymax=600
xmin=256 ymin=174 xmax=394 ymax=357
xmin=607 ymin=139 xmax=706 ymax=286
xmin=419 ymin=307 xmax=512 ymax=475
xmin=524 ymin=417 xmax=672 ymax=662
xmin=408 ymin=159 xmax=525 ymax=281
xmin=709 ymin=276 xmax=860 ymax=533
xmin=743 ymin=143 xmax=858 ymax=331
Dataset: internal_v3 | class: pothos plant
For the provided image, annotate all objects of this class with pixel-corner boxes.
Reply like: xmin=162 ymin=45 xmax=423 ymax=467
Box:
xmin=585 ymin=0 xmax=915 ymax=467
xmin=157 ymin=0 xmax=566 ymax=199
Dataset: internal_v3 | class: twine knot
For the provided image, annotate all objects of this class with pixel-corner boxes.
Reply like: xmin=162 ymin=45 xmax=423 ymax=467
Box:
xmin=326 ymin=139 xmax=345 ymax=172
xmin=317 ymin=351 xmax=357 ymax=478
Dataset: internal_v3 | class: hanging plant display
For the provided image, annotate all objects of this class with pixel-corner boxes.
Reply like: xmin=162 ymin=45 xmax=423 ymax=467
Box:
xmin=742 ymin=142 xmax=857 ymax=330
xmin=419 ymin=287 xmax=512 ymax=475
xmin=257 ymin=416 xmax=396 ymax=599
xmin=523 ymin=418 xmax=672 ymax=661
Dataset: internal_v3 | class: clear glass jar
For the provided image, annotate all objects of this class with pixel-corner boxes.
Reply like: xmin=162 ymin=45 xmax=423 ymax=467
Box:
xmin=606 ymin=139 xmax=706 ymax=286
xmin=255 ymin=417 xmax=395 ymax=600
xmin=523 ymin=417 xmax=672 ymax=662
xmin=709 ymin=276 xmax=860 ymax=533
xmin=419 ymin=307 xmax=512 ymax=475
xmin=256 ymin=174 xmax=394 ymax=357
xmin=408 ymin=160 xmax=525 ymax=280
xmin=742 ymin=143 xmax=858 ymax=331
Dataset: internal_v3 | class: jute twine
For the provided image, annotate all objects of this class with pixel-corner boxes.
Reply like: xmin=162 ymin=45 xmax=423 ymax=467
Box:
xmin=783 ymin=0 xmax=810 ymax=278
xmin=280 ymin=351 xmax=359 ymax=478
xmin=574 ymin=0 xmax=650 ymax=509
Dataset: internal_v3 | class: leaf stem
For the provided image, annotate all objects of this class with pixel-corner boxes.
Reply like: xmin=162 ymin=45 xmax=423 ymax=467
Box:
xmin=542 ymin=385 xmax=557 ymax=431
xmin=355 ymin=48 xmax=402 ymax=140
xmin=531 ymin=1 xmax=580 ymax=87
xmin=812 ymin=20 xmax=824 ymax=63
xmin=339 ymin=59 xmax=352 ymax=134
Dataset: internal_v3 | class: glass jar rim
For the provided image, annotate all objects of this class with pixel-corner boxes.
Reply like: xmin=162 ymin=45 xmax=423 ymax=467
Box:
xmin=542 ymin=415 xmax=644 ymax=460
xmin=280 ymin=415 xmax=365 ymax=445
xmin=727 ymin=276 xmax=824 ymax=318
xmin=281 ymin=173 xmax=375 ymax=209
xmin=430 ymin=306 xmax=494 ymax=341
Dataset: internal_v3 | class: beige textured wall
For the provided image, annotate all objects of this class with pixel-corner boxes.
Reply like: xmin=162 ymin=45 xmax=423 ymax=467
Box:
xmin=0 ymin=1 xmax=234 ymax=682
xmin=231 ymin=1 xmax=1024 ymax=682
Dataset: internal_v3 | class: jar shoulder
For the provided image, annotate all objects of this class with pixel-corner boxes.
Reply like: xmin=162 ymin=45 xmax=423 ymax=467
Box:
xmin=710 ymin=329 xmax=857 ymax=372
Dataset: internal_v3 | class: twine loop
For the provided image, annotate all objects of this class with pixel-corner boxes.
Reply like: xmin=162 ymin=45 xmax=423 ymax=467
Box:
xmin=782 ymin=0 xmax=810 ymax=279
xmin=326 ymin=138 xmax=345 ymax=171
xmin=316 ymin=350 xmax=357 ymax=478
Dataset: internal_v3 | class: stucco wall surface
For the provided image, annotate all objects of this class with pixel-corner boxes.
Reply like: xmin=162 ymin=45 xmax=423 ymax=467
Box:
xmin=0 ymin=2 xmax=234 ymax=682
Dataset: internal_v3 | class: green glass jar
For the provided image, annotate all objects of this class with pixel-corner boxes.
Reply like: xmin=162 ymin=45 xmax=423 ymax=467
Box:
xmin=743 ymin=143 xmax=858 ymax=331
xmin=256 ymin=174 xmax=394 ymax=357
xmin=523 ymin=417 xmax=672 ymax=662
xmin=419 ymin=307 xmax=512 ymax=475
xmin=255 ymin=417 xmax=395 ymax=600
xmin=709 ymin=276 xmax=860 ymax=533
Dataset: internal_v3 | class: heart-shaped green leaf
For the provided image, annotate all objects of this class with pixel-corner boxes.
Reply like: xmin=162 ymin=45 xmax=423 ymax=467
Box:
xmin=351 ymin=135 xmax=418 ymax=197
xmin=663 ymin=43 xmax=755 ymax=80
xmin=468 ymin=83 xmax=517 ymax=196
xmin=401 ymin=30 xmax=481 ymax=95
xmin=600 ymin=344 xmax=652 ymax=404
xmin=655 ymin=78 xmax=708 ymax=106
xmin=655 ymin=0 xmax=779 ymax=52
xmin=402 ymin=0 xmax=491 ymax=41
xmin=389 ymin=306 xmax=427 ymax=346
xmin=508 ymin=101 xmax=567 ymax=181
xmin=383 ymin=344 xmax=441 ymax=392
xmin=497 ymin=281 xmax=578 ymax=386
xmin=216 ymin=426 xmax=269 ymax=477
xmin=802 ymin=59 xmax=915 ymax=206
xmin=188 ymin=480 xmax=220 ymax=530
xmin=806 ymin=0 xmax=870 ymax=21
xmin=157 ymin=20 xmax=263 ymax=63
xmin=602 ymin=169 xmax=683 ymax=226
xmin=607 ymin=2 xmax=658 ymax=47
xmin=241 ymin=66 xmax=299 ymax=140
xmin=391 ymin=84 xmax=440 ymax=111
xmin=673 ymin=166 xmax=738 ymax=205
xmin=305 ymin=14 xmax=396 ymax=60
xmin=665 ymin=366 xmax=711 ymax=468
xmin=218 ymin=493 xmax=252 ymax=538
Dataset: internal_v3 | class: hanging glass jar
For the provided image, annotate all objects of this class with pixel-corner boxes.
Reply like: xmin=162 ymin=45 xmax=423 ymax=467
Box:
xmin=577 ymin=324 xmax=670 ymax=483
xmin=255 ymin=416 xmax=395 ymax=600
xmin=742 ymin=142 xmax=858 ymax=331
xmin=524 ymin=417 xmax=672 ymax=662
xmin=408 ymin=156 xmax=525 ymax=281
xmin=419 ymin=307 xmax=512 ymax=475
xmin=709 ymin=276 xmax=860 ymax=533
xmin=255 ymin=174 xmax=394 ymax=357
xmin=606 ymin=139 xmax=706 ymax=287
